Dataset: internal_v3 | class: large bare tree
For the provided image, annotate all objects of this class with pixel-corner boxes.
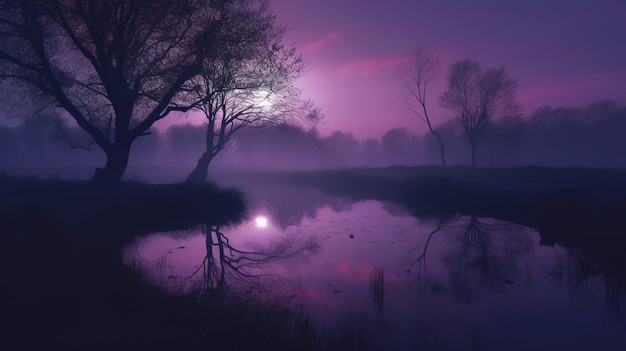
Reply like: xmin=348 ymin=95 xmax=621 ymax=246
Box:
xmin=401 ymin=46 xmax=446 ymax=166
xmin=0 ymin=0 xmax=281 ymax=184
xmin=440 ymin=59 xmax=520 ymax=166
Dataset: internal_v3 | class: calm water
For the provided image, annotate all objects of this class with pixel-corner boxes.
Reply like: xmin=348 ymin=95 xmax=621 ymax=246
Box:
xmin=125 ymin=180 xmax=626 ymax=350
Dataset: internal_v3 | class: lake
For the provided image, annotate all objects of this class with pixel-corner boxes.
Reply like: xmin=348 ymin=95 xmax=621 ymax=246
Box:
xmin=125 ymin=179 xmax=626 ymax=350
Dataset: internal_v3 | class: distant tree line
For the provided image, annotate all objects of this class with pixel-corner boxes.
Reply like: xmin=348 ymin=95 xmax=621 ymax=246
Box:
xmin=419 ymin=99 xmax=626 ymax=167
xmin=2 ymin=99 xmax=624 ymax=180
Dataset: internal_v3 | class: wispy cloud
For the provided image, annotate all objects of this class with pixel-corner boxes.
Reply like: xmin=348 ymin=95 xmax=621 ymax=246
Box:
xmin=305 ymin=32 xmax=340 ymax=52
xmin=339 ymin=56 xmax=409 ymax=76
xmin=381 ymin=56 xmax=410 ymax=67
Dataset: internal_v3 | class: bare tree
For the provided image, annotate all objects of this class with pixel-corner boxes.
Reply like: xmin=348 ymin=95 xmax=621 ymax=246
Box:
xmin=401 ymin=45 xmax=446 ymax=166
xmin=184 ymin=11 xmax=315 ymax=183
xmin=191 ymin=224 xmax=320 ymax=296
xmin=0 ymin=0 xmax=280 ymax=184
xmin=440 ymin=59 xmax=520 ymax=167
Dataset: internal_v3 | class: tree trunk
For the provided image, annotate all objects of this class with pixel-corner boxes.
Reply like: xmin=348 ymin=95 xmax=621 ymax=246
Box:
xmin=425 ymin=120 xmax=447 ymax=167
xmin=186 ymin=152 xmax=214 ymax=185
xmin=471 ymin=143 xmax=477 ymax=167
xmin=433 ymin=131 xmax=447 ymax=167
xmin=91 ymin=142 xmax=131 ymax=185
xmin=187 ymin=122 xmax=220 ymax=185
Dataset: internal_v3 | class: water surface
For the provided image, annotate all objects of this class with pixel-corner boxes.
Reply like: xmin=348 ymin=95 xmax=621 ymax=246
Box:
xmin=126 ymin=181 xmax=626 ymax=350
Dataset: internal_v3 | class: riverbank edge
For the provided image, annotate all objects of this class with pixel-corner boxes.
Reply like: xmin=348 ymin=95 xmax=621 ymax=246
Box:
xmin=0 ymin=173 xmax=379 ymax=351
xmin=236 ymin=165 xmax=626 ymax=290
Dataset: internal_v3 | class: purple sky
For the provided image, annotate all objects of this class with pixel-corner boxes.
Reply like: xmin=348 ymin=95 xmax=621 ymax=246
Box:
xmin=1 ymin=1 xmax=623 ymax=140
xmin=269 ymin=0 xmax=626 ymax=139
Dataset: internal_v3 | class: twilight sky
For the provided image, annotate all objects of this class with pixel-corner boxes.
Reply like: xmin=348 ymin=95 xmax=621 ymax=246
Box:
xmin=269 ymin=0 xmax=626 ymax=139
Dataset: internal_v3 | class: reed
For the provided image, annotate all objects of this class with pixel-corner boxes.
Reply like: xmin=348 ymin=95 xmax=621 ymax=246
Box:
xmin=369 ymin=267 xmax=385 ymax=314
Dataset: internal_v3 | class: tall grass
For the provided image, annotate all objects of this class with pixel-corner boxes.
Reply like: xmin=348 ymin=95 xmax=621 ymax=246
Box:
xmin=370 ymin=267 xmax=385 ymax=314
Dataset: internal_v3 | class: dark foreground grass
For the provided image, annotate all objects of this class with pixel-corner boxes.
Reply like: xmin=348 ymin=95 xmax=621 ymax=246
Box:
xmin=0 ymin=173 xmax=246 ymax=231
xmin=0 ymin=174 xmax=379 ymax=351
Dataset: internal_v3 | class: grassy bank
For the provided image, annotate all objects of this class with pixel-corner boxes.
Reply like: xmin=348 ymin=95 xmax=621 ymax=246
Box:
xmin=0 ymin=174 xmax=377 ymax=351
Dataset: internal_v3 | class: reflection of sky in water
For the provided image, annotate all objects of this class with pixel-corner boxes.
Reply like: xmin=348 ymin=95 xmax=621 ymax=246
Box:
xmin=127 ymin=185 xmax=626 ymax=350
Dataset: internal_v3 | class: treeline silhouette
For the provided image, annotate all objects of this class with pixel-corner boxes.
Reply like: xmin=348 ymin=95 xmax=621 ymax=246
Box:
xmin=1 ymin=99 xmax=624 ymax=180
xmin=419 ymin=99 xmax=626 ymax=167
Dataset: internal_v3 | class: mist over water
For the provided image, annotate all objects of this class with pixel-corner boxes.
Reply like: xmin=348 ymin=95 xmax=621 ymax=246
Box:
xmin=1 ymin=100 xmax=625 ymax=181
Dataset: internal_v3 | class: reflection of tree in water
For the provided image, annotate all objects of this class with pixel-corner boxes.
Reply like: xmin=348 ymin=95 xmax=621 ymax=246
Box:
xmin=231 ymin=181 xmax=354 ymax=228
xmin=444 ymin=216 xmax=533 ymax=303
xmin=408 ymin=216 xmax=451 ymax=351
xmin=407 ymin=216 xmax=451 ymax=278
xmin=551 ymin=246 xmax=626 ymax=319
xmin=190 ymin=224 xmax=321 ymax=297
xmin=282 ymin=195 xmax=353 ymax=228
xmin=268 ymin=194 xmax=353 ymax=229
xmin=381 ymin=201 xmax=410 ymax=218
xmin=551 ymin=246 xmax=600 ymax=293
xmin=407 ymin=215 xmax=533 ymax=349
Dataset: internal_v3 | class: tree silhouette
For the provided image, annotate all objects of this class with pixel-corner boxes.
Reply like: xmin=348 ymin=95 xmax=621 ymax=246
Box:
xmin=321 ymin=131 xmax=360 ymax=167
xmin=184 ymin=2 xmax=314 ymax=183
xmin=440 ymin=59 xmax=520 ymax=166
xmin=0 ymin=0 xmax=280 ymax=184
xmin=517 ymin=100 xmax=626 ymax=167
xmin=381 ymin=127 xmax=419 ymax=165
xmin=401 ymin=45 xmax=446 ymax=166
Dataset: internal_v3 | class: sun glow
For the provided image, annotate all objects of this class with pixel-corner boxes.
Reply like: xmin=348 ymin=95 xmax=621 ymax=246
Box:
xmin=254 ymin=215 xmax=269 ymax=228
xmin=253 ymin=90 xmax=273 ymax=110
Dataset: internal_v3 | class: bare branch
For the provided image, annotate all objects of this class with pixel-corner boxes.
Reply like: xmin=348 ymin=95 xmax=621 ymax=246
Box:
xmin=400 ymin=44 xmax=446 ymax=166
xmin=440 ymin=58 xmax=520 ymax=166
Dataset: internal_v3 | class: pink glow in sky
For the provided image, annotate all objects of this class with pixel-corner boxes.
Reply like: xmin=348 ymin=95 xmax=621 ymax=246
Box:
xmin=270 ymin=0 xmax=626 ymax=139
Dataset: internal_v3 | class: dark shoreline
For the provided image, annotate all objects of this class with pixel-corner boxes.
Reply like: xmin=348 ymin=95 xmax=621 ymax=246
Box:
xmin=233 ymin=165 xmax=626 ymax=230
xmin=232 ymin=165 xmax=626 ymax=296
xmin=2 ymin=166 xmax=626 ymax=350
xmin=0 ymin=174 xmax=374 ymax=351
